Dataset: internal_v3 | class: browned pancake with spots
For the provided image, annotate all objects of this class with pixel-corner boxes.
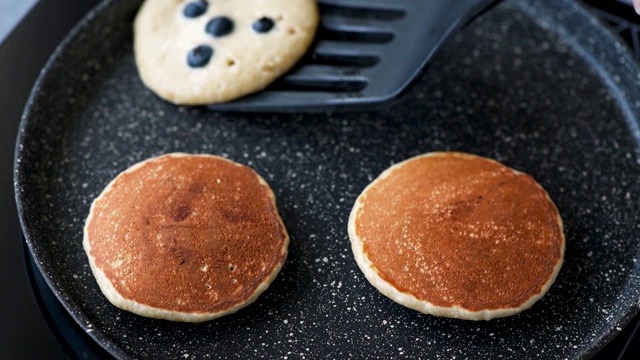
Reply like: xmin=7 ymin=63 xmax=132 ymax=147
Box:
xmin=83 ymin=153 xmax=288 ymax=322
xmin=348 ymin=152 xmax=564 ymax=320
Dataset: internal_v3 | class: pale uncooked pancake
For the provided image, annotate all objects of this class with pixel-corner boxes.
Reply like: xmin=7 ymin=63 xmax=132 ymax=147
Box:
xmin=83 ymin=153 xmax=289 ymax=322
xmin=348 ymin=152 xmax=565 ymax=320
xmin=134 ymin=0 xmax=319 ymax=105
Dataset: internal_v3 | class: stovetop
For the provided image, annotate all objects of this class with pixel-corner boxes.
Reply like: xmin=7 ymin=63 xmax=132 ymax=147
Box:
xmin=1 ymin=0 xmax=638 ymax=358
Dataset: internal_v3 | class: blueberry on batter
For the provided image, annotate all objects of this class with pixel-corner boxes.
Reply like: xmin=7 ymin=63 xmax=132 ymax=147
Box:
xmin=252 ymin=17 xmax=275 ymax=33
xmin=183 ymin=1 xmax=208 ymax=18
xmin=187 ymin=45 xmax=214 ymax=67
xmin=206 ymin=17 xmax=234 ymax=37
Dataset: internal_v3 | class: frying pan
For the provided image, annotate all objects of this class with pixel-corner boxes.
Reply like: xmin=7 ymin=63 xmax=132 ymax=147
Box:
xmin=14 ymin=0 xmax=640 ymax=358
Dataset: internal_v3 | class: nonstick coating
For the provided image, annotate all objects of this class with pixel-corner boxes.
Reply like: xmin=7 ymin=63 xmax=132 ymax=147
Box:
xmin=15 ymin=0 xmax=640 ymax=358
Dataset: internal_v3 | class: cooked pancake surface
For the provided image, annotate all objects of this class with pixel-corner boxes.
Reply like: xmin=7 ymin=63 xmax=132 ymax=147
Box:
xmin=83 ymin=153 xmax=288 ymax=322
xmin=348 ymin=152 xmax=565 ymax=320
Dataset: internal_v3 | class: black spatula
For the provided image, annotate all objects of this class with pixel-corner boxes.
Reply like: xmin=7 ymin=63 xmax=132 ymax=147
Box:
xmin=207 ymin=0 xmax=500 ymax=112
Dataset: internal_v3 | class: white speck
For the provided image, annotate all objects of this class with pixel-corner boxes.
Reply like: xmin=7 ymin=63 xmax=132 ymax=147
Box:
xmin=283 ymin=320 xmax=289 ymax=324
xmin=322 ymin=257 xmax=328 ymax=263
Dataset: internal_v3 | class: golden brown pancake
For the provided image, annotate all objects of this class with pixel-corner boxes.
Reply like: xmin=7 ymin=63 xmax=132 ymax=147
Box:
xmin=83 ymin=153 xmax=288 ymax=322
xmin=348 ymin=152 xmax=565 ymax=320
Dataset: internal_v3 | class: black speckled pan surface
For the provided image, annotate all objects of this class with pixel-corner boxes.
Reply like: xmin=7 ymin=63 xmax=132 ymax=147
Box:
xmin=14 ymin=0 xmax=640 ymax=358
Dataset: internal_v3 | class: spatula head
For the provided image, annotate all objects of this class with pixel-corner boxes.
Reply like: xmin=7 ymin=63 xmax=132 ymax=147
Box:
xmin=207 ymin=0 xmax=500 ymax=112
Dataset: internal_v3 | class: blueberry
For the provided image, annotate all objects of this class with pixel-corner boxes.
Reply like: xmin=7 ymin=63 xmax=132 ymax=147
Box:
xmin=183 ymin=1 xmax=208 ymax=18
xmin=205 ymin=17 xmax=234 ymax=37
xmin=187 ymin=45 xmax=214 ymax=68
xmin=252 ymin=17 xmax=275 ymax=33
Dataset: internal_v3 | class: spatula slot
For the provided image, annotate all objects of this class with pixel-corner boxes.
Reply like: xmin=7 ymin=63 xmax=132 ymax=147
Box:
xmin=310 ymin=53 xmax=379 ymax=68
xmin=318 ymin=2 xmax=405 ymax=21
xmin=318 ymin=26 xmax=393 ymax=43
xmin=270 ymin=79 xmax=367 ymax=92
